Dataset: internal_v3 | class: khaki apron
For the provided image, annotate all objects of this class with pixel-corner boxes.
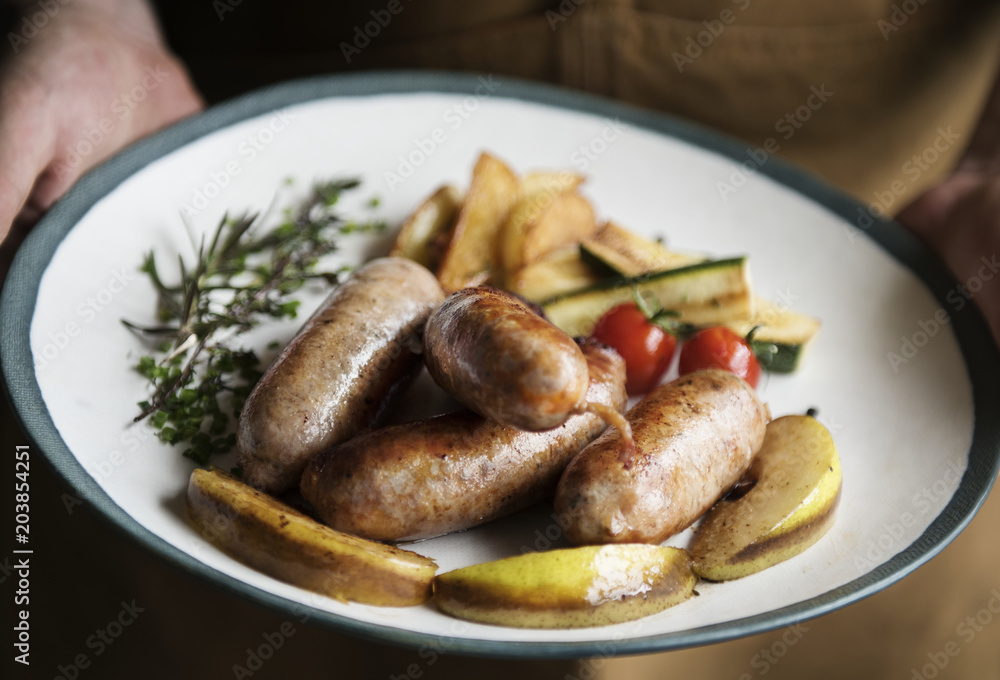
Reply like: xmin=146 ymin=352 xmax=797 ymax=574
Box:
xmin=376 ymin=0 xmax=1000 ymax=206
xmin=170 ymin=0 xmax=1000 ymax=206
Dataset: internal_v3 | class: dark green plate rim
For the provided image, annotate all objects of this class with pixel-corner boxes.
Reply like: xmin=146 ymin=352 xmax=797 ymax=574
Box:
xmin=2 ymin=71 xmax=998 ymax=659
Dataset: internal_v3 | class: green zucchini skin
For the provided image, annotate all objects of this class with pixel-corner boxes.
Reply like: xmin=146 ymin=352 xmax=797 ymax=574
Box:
xmin=730 ymin=298 xmax=821 ymax=374
xmin=542 ymin=257 xmax=753 ymax=338
xmin=536 ymin=256 xmax=819 ymax=374
xmin=748 ymin=339 xmax=806 ymax=373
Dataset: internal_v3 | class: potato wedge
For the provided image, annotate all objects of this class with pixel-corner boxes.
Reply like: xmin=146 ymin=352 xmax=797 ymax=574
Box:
xmin=436 ymin=152 xmax=518 ymax=292
xmin=500 ymin=171 xmax=587 ymax=282
xmin=390 ymin=184 xmax=462 ymax=270
xmin=518 ymin=170 xmax=585 ymax=198
xmin=501 ymin=191 xmax=597 ymax=279
xmin=434 ymin=545 xmax=696 ymax=628
xmin=523 ymin=192 xmax=598 ymax=266
xmin=507 ymin=246 xmax=606 ymax=303
xmin=691 ymin=415 xmax=841 ymax=581
xmin=187 ymin=468 xmax=436 ymax=606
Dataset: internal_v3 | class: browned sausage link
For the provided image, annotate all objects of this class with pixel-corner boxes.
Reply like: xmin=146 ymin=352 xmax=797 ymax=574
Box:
xmin=423 ymin=287 xmax=590 ymax=432
xmin=236 ymin=257 xmax=444 ymax=494
xmin=300 ymin=339 xmax=626 ymax=542
xmin=554 ymin=369 xmax=768 ymax=545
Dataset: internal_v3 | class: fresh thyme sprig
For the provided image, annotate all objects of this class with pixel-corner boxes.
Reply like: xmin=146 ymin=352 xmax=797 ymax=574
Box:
xmin=125 ymin=178 xmax=386 ymax=464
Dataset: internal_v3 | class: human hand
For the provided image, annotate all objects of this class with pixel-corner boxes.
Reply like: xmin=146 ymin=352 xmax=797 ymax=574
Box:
xmin=0 ymin=0 xmax=203 ymax=247
xmin=896 ymin=169 xmax=1000 ymax=347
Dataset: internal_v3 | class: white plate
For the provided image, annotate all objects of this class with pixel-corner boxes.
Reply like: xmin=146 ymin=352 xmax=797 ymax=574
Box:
xmin=3 ymin=72 xmax=999 ymax=657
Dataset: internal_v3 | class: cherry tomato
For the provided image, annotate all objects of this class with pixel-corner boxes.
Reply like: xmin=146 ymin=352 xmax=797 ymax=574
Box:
xmin=678 ymin=326 xmax=761 ymax=388
xmin=591 ymin=303 xmax=677 ymax=394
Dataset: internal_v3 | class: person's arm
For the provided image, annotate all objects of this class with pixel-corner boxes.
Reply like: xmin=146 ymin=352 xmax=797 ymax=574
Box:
xmin=0 ymin=0 xmax=202 ymax=243
xmin=897 ymin=66 xmax=1000 ymax=347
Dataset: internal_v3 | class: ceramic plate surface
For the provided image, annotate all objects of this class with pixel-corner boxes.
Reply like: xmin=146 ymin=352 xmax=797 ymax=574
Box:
xmin=3 ymin=72 xmax=999 ymax=658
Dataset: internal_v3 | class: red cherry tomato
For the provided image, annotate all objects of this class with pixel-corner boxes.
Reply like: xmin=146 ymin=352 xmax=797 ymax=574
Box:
xmin=590 ymin=303 xmax=677 ymax=394
xmin=678 ymin=326 xmax=761 ymax=388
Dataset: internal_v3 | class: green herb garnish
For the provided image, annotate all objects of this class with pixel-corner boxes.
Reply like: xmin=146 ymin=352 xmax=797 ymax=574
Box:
xmin=125 ymin=178 xmax=385 ymax=463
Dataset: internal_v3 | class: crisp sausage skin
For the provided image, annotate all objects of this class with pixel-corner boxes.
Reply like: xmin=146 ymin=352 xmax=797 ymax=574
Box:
xmin=300 ymin=340 xmax=626 ymax=542
xmin=423 ymin=287 xmax=590 ymax=432
xmin=554 ymin=369 xmax=768 ymax=545
xmin=237 ymin=257 xmax=444 ymax=494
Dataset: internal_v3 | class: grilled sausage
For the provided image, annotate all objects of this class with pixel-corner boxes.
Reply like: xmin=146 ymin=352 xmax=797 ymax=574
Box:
xmin=423 ymin=287 xmax=590 ymax=432
xmin=300 ymin=339 xmax=627 ymax=542
xmin=237 ymin=257 xmax=444 ymax=494
xmin=554 ymin=369 xmax=768 ymax=545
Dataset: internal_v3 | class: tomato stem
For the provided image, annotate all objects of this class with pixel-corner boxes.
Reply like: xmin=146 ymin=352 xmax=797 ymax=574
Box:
xmin=631 ymin=288 xmax=694 ymax=337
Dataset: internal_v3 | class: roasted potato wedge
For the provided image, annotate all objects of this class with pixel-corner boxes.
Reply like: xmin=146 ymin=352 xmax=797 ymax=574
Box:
xmin=518 ymin=170 xmax=585 ymax=198
xmin=500 ymin=171 xmax=586 ymax=282
xmin=507 ymin=246 xmax=606 ymax=303
xmin=436 ymin=152 xmax=518 ymax=292
xmin=187 ymin=468 xmax=436 ymax=606
xmin=522 ymin=192 xmax=598 ymax=268
xmin=501 ymin=191 xmax=597 ymax=280
xmin=390 ymin=184 xmax=462 ymax=270
xmin=434 ymin=545 xmax=696 ymax=628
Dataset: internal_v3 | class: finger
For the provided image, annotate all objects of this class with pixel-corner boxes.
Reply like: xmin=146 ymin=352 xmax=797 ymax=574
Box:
xmin=27 ymin=149 xmax=93 ymax=215
xmin=20 ymin=56 xmax=205 ymax=215
xmin=0 ymin=70 xmax=58 ymax=244
xmin=0 ymin=212 xmax=37 ymax=284
xmin=895 ymin=171 xmax=983 ymax=249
